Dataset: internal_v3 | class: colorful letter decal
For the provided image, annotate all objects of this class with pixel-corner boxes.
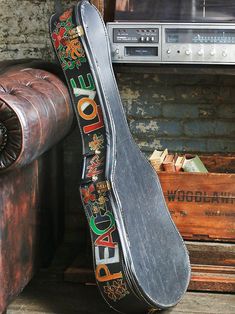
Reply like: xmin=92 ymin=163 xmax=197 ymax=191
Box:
xmin=90 ymin=211 xmax=115 ymax=236
xmin=95 ymin=245 xmax=120 ymax=265
xmin=96 ymin=264 xmax=122 ymax=282
xmin=87 ymin=155 xmax=104 ymax=178
xmin=77 ymin=97 xmax=98 ymax=120
xmin=83 ymin=106 xmax=104 ymax=134
xmin=95 ymin=226 xmax=117 ymax=248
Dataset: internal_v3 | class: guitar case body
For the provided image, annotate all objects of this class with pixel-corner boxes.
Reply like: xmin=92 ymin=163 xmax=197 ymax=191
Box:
xmin=50 ymin=1 xmax=191 ymax=313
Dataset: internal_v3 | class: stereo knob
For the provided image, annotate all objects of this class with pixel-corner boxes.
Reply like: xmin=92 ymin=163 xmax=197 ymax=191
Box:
xmin=210 ymin=49 xmax=216 ymax=56
xmin=151 ymin=36 xmax=155 ymax=42
xmin=185 ymin=49 xmax=191 ymax=56
xmin=146 ymin=36 xmax=150 ymax=42
xmin=166 ymin=49 xmax=171 ymax=54
xmin=114 ymin=48 xmax=119 ymax=55
xmin=197 ymin=49 xmax=203 ymax=56
xmin=222 ymin=50 xmax=227 ymax=57
xmin=140 ymin=36 xmax=145 ymax=42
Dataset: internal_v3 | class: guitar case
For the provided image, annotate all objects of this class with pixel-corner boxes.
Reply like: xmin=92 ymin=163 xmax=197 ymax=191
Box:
xmin=50 ymin=1 xmax=191 ymax=313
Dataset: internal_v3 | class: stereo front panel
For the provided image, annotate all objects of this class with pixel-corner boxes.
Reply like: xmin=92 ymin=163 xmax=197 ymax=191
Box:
xmin=107 ymin=22 xmax=235 ymax=64
xmin=107 ymin=23 xmax=162 ymax=63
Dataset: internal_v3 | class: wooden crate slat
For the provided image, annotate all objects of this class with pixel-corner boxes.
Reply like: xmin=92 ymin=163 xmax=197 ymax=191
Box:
xmin=187 ymin=241 xmax=235 ymax=266
xmin=158 ymin=171 xmax=235 ymax=242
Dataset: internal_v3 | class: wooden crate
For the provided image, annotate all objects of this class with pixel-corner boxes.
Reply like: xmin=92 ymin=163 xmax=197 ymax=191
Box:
xmin=156 ymin=155 xmax=235 ymax=293
xmin=158 ymin=155 xmax=235 ymax=242
xmin=64 ymin=155 xmax=235 ymax=293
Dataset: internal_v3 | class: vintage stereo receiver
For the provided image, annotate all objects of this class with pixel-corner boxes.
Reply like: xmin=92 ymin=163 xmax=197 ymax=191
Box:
xmin=107 ymin=0 xmax=235 ymax=64
xmin=107 ymin=23 xmax=235 ymax=64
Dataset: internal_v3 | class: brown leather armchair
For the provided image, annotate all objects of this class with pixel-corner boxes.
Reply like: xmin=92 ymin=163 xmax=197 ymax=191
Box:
xmin=0 ymin=62 xmax=73 ymax=313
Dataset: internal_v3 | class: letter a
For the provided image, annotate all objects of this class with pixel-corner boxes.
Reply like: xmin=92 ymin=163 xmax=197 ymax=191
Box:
xmin=95 ymin=226 xmax=117 ymax=248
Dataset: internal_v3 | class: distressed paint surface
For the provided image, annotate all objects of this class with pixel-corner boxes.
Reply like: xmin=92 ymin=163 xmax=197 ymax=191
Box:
xmin=117 ymin=73 xmax=235 ymax=154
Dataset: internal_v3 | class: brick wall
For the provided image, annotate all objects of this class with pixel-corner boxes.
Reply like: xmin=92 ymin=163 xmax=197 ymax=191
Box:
xmin=0 ymin=0 xmax=77 ymax=61
xmin=118 ymin=72 xmax=235 ymax=155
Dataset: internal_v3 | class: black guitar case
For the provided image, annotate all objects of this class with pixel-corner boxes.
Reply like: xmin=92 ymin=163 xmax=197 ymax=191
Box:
xmin=50 ymin=1 xmax=191 ymax=313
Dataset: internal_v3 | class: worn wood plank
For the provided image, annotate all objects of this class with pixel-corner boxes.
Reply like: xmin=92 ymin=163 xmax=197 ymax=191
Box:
xmin=64 ymin=264 xmax=235 ymax=293
xmin=190 ymin=264 xmax=235 ymax=292
xmin=64 ymin=241 xmax=235 ymax=292
xmin=164 ymin=292 xmax=235 ymax=313
xmin=186 ymin=241 xmax=235 ymax=266
xmin=6 ymin=272 xmax=235 ymax=314
xmin=200 ymin=155 xmax=235 ymax=173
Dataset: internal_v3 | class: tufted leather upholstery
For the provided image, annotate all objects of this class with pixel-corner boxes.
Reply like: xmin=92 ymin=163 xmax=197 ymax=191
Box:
xmin=0 ymin=61 xmax=74 ymax=313
xmin=0 ymin=67 xmax=73 ymax=172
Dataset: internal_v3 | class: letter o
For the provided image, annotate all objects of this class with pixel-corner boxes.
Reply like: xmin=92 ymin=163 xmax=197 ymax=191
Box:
xmin=78 ymin=97 xmax=97 ymax=120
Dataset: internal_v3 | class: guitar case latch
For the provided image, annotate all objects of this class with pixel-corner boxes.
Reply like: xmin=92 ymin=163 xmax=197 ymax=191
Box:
xmin=69 ymin=26 xmax=84 ymax=40
xmin=96 ymin=181 xmax=111 ymax=193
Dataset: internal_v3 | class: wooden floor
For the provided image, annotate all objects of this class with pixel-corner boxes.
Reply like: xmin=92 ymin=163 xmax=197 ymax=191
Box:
xmin=7 ymin=269 xmax=235 ymax=314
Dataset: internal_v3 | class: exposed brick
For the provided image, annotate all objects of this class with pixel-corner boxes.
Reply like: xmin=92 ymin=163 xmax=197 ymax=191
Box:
xmin=217 ymin=104 xmax=235 ymax=119
xmin=162 ymin=103 xmax=198 ymax=119
xmin=135 ymin=138 xmax=208 ymax=154
xmin=123 ymin=100 xmax=162 ymax=118
xmin=207 ymin=139 xmax=235 ymax=153
xmin=130 ymin=119 xmax=183 ymax=137
xmin=198 ymin=104 xmax=218 ymax=118
xmin=117 ymin=72 xmax=235 ymax=154
xmin=214 ymin=121 xmax=235 ymax=137
xmin=184 ymin=120 xmax=235 ymax=137
xmin=154 ymin=74 xmax=219 ymax=86
xmin=184 ymin=120 xmax=213 ymax=137
xmin=0 ymin=0 xmax=78 ymax=61
xmin=174 ymin=85 xmax=220 ymax=103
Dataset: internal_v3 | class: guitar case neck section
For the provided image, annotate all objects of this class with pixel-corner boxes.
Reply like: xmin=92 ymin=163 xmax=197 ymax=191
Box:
xmin=50 ymin=1 xmax=191 ymax=313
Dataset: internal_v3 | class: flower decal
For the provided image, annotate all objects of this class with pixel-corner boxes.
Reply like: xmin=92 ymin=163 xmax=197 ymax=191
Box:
xmin=103 ymin=279 xmax=129 ymax=302
xmin=89 ymin=134 xmax=104 ymax=151
xmin=51 ymin=8 xmax=86 ymax=70
xmin=59 ymin=8 xmax=73 ymax=21
xmin=52 ymin=27 xmax=66 ymax=49
xmin=65 ymin=39 xmax=85 ymax=60
xmin=81 ymin=184 xmax=96 ymax=204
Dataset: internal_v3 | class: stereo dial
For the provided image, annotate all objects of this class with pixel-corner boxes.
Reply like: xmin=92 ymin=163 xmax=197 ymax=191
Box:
xmin=166 ymin=49 xmax=171 ymax=54
xmin=197 ymin=49 xmax=203 ymax=56
xmin=185 ymin=49 xmax=191 ymax=56
xmin=222 ymin=50 xmax=227 ymax=57
xmin=114 ymin=48 xmax=119 ymax=55
xmin=210 ymin=49 xmax=216 ymax=56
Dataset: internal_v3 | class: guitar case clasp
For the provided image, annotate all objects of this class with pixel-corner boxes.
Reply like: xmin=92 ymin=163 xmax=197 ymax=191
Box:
xmin=68 ymin=26 xmax=84 ymax=40
xmin=96 ymin=181 xmax=111 ymax=193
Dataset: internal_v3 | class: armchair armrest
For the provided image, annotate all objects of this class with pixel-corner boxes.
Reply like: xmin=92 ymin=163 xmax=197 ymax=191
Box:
xmin=0 ymin=67 xmax=73 ymax=173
